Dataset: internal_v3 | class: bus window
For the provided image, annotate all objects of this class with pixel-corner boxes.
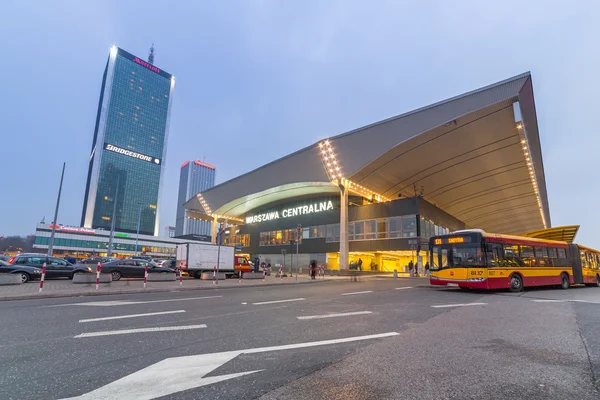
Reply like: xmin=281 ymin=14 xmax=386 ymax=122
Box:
xmin=534 ymin=247 xmax=547 ymax=258
xmin=547 ymin=248 xmax=558 ymax=259
xmin=557 ymin=248 xmax=567 ymax=259
xmin=430 ymin=246 xmax=449 ymax=271
xmin=520 ymin=245 xmax=534 ymax=267
xmin=503 ymin=244 xmax=524 ymax=267
xmin=580 ymin=251 xmax=587 ymax=268
xmin=486 ymin=242 xmax=503 ymax=267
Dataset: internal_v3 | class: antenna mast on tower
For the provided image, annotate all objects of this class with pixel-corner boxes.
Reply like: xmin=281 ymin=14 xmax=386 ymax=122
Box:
xmin=148 ymin=43 xmax=155 ymax=65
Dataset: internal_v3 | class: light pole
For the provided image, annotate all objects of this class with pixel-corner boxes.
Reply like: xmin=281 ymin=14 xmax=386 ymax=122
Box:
xmin=215 ymin=218 xmax=228 ymax=283
xmin=135 ymin=203 xmax=144 ymax=256
xmin=48 ymin=162 xmax=66 ymax=256
xmin=107 ymin=176 xmax=120 ymax=258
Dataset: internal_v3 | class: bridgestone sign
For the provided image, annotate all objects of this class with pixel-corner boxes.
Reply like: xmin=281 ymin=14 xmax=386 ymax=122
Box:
xmin=104 ymin=143 xmax=161 ymax=165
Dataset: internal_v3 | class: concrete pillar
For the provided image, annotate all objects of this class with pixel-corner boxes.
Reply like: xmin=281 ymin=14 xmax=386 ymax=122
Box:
xmin=211 ymin=215 xmax=217 ymax=244
xmin=339 ymin=182 xmax=349 ymax=270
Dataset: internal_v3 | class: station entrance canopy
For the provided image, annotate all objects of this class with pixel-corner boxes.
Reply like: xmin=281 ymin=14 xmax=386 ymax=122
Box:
xmin=184 ymin=72 xmax=550 ymax=234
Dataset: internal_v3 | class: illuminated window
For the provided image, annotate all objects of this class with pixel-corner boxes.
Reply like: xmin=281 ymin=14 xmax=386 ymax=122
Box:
xmin=149 ymin=204 xmax=157 ymax=209
xmin=102 ymin=216 xmax=110 ymax=221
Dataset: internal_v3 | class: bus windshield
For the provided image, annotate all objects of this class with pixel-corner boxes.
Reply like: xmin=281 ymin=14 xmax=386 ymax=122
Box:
xmin=430 ymin=244 xmax=484 ymax=270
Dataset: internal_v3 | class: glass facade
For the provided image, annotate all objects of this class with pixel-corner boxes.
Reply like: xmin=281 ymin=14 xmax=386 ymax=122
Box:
xmin=83 ymin=47 xmax=173 ymax=236
xmin=257 ymin=215 xmax=422 ymax=246
xmin=34 ymin=235 xmax=175 ymax=255
xmin=175 ymin=161 xmax=216 ymax=237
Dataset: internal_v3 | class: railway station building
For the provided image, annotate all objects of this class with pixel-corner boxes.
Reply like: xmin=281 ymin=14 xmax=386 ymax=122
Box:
xmin=183 ymin=72 xmax=551 ymax=272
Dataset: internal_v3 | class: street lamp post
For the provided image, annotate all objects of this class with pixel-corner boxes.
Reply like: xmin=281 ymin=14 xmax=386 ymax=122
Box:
xmin=48 ymin=162 xmax=66 ymax=256
xmin=135 ymin=204 xmax=143 ymax=256
xmin=107 ymin=176 xmax=120 ymax=258
xmin=215 ymin=219 xmax=228 ymax=284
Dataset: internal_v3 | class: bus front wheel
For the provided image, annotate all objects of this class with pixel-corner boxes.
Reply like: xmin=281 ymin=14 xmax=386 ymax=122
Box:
xmin=509 ymin=274 xmax=523 ymax=293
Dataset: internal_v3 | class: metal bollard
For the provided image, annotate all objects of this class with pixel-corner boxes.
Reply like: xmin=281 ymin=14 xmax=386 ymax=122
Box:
xmin=393 ymin=269 xmax=398 ymax=279
xmin=179 ymin=262 xmax=183 ymax=287
xmin=39 ymin=262 xmax=46 ymax=293
xmin=143 ymin=264 xmax=149 ymax=289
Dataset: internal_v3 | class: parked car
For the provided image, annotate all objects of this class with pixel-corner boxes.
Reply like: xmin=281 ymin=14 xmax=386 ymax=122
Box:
xmin=0 ymin=260 xmax=42 ymax=283
xmin=161 ymin=259 xmax=176 ymax=269
xmin=9 ymin=255 xmax=93 ymax=279
xmin=100 ymin=259 xmax=175 ymax=281
xmin=79 ymin=257 xmax=114 ymax=265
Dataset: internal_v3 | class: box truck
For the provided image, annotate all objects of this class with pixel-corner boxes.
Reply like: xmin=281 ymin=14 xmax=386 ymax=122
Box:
xmin=176 ymin=242 xmax=251 ymax=279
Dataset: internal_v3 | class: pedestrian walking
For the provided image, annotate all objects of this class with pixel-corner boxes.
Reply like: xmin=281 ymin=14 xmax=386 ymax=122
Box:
xmin=424 ymin=262 xmax=430 ymax=276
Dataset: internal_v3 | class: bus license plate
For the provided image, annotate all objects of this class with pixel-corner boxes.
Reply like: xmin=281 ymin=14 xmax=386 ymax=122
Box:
xmin=446 ymin=283 xmax=459 ymax=287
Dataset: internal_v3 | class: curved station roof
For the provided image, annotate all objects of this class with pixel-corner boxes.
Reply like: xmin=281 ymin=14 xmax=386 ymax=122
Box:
xmin=185 ymin=72 xmax=550 ymax=234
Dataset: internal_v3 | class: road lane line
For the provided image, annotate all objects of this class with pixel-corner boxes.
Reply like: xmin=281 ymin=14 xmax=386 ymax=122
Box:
xmin=341 ymin=291 xmax=373 ymax=296
xmin=79 ymin=310 xmax=186 ymax=323
xmin=531 ymin=299 xmax=600 ymax=304
xmin=74 ymin=324 xmax=207 ymax=338
xmin=431 ymin=302 xmax=487 ymax=308
xmin=252 ymin=298 xmax=305 ymax=305
xmin=49 ymin=295 xmax=223 ymax=307
xmin=297 ymin=311 xmax=372 ymax=320
xmin=531 ymin=299 xmax=566 ymax=303
xmin=395 ymin=287 xmax=412 ymax=290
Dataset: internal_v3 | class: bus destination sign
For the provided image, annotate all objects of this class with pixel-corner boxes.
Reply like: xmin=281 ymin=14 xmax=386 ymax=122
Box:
xmin=434 ymin=236 xmax=472 ymax=245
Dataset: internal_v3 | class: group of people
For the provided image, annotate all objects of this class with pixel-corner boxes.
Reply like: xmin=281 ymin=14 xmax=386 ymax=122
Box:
xmin=408 ymin=260 xmax=429 ymax=276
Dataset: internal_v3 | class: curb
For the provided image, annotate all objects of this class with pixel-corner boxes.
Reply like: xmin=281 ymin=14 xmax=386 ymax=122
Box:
xmin=0 ymin=279 xmax=333 ymax=302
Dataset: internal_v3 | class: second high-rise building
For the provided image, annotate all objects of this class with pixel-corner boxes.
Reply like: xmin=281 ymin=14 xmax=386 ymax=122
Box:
xmin=175 ymin=160 xmax=216 ymax=237
xmin=81 ymin=46 xmax=175 ymax=236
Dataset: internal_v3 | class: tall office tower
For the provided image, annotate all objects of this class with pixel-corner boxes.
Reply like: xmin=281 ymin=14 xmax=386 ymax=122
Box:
xmin=81 ymin=46 xmax=175 ymax=236
xmin=175 ymin=160 xmax=216 ymax=237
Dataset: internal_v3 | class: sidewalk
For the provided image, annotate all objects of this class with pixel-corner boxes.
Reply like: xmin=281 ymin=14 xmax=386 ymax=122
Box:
xmin=0 ymin=273 xmax=432 ymax=301
xmin=0 ymin=274 xmax=347 ymax=301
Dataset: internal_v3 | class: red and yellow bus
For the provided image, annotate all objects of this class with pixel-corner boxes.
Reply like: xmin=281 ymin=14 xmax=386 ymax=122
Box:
xmin=429 ymin=230 xmax=600 ymax=292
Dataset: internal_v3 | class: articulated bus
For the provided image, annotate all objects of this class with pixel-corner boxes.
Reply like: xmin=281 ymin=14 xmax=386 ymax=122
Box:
xmin=429 ymin=230 xmax=600 ymax=292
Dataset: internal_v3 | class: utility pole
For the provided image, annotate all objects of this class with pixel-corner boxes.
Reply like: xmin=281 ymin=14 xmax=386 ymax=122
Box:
xmin=48 ymin=162 xmax=66 ymax=256
xmin=107 ymin=176 xmax=120 ymax=258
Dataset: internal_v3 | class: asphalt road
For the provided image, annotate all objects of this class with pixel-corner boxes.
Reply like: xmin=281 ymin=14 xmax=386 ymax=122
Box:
xmin=0 ymin=279 xmax=599 ymax=399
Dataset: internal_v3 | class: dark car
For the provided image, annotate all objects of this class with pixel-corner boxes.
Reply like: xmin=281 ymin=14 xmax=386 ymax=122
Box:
xmin=161 ymin=259 xmax=176 ymax=269
xmin=0 ymin=259 xmax=43 ymax=283
xmin=10 ymin=255 xmax=93 ymax=279
xmin=100 ymin=259 xmax=175 ymax=281
xmin=80 ymin=257 xmax=114 ymax=265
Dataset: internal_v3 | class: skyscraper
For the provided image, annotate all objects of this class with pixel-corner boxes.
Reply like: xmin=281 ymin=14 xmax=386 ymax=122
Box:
xmin=81 ymin=46 xmax=175 ymax=236
xmin=175 ymin=161 xmax=216 ymax=237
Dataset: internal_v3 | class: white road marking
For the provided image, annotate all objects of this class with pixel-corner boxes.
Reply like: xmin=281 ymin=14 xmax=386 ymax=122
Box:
xmin=341 ymin=291 xmax=373 ymax=296
xmin=297 ymin=311 xmax=372 ymax=320
xmin=252 ymin=298 xmax=305 ymax=305
xmin=395 ymin=287 xmax=412 ymax=290
xmin=79 ymin=310 xmax=186 ymax=323
xmin=50 ymin=295 xmax=222 ymax=307
xmin=241 ymin=302 xmax=248 ymax=305
xmin=431 ymin=302 xmax=487 ymax=308
xmin=74 ymin=324 xmax=207 ymax=338
xmin=62 ymin=332 xmax=399 ymax=399
xmin=531 ymin=299 xmax=600 ymax=304
xmin=531 ymin=299 xmax=566 ymax=303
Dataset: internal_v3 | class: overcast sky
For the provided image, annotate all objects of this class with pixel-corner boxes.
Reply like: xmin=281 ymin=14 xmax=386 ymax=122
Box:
xmin=1 ymin=1 xmax=599 ymax=247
